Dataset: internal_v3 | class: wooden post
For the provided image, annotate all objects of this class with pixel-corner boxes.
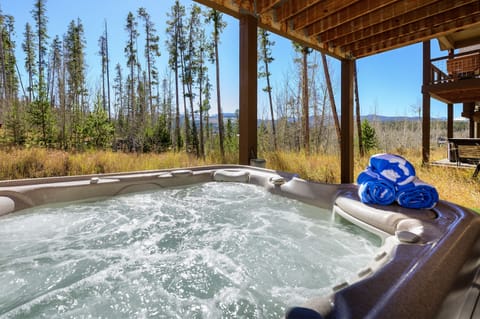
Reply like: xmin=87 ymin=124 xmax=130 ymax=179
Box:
xmin=447 ymin=103 xmax=453 ymax=138
xmin=341 ymin=59 xmax=354 ymax=184
xmin=463 ymin=102 xmax=475 ymax=138
xmin=239 ymin=14 xmax=257 ymax=165
xmin=422 ymin=41 xmax=431 ymax=164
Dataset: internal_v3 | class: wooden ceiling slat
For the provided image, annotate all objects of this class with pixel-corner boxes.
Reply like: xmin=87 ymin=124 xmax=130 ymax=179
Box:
xmin=289 ymin=0 xmax=363 ymax=31
xmin=454 ymin=35 xmax=480 ymax=49
xmin=329 ymin=0 xmax=476 ymax=50
xmin=350 ymin=4 xmax=480 ymax=54
xmin=295 ymin=0 xmax=399 ymax=32
xmin=256 ymin=0 xmax=283 ymax=14
xmin=315 ymin=0 xmax=440 ymax=42
xmin=231 ymin=0 xmax=255 ymax=13
xmin=352 ymin=13 xmax=480 ymax=58
xmin=275 ymin=0 xmax=320 ymax=22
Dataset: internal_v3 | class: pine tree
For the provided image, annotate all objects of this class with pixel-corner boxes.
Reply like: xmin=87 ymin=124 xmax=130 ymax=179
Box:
xmin=83 ymin=93 xmax=114 ymax=149
xmin=258 ymin=28 xmax=277 ymax=150
xmin=26 ymin=0 xmax=55 ymax=146
xmin=0 ymin=13 xmax=18 ymax=104
xmin=203 ymin=75 xmax=212 ymax=149
xmin=22 ymin=23 xmax=36 ymax=103
xmin=1 ymin=13 xmax=24 ymax=145
xmin=138 ymin=7 xmax=160 ymax=127
xmin=104 ymin=21 xmax=111 ymax=121
xmin=32 ymin=0 xmax=48 ymax=101
xmin=197 ymin=26 xmax=208 ymax=158
xmin=48 ymin=36 xmax=61 ymax=108
xmin=361 ymin=119 xmax=377 ymax=152
xmin=205 ymin=9 xmax=226 ymax=160
xmin=113 ymin=63 xmax=127 ymax=144
xmin=65 ymin=18 xmax=88 ymax=149
xmin=184 ymin=4 xmax=202 ymax=156
xmin=124 ymin=11 xmax=139 ymax=151
xmin=98 ymin=34 xmax=107 ymax=113
xmin=293 ymin=43 xmax=312 ymax=153
xmin=166 ymin=1 xmax=186 ymax=151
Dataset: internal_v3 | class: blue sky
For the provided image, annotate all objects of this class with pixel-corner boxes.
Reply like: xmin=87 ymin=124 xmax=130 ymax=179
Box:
xmin=2 ymin=0 xmax=458 ymax=118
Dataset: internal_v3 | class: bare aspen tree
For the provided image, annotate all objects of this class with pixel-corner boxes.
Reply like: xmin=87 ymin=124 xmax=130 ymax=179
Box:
xmin=321 ymin=53 xmax=341 ymax=147
xmin=354 ymin=61 xmax=364 ymax=156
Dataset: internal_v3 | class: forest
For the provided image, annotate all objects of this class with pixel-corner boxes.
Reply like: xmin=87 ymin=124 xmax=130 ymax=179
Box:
xmin=0 ymin=0 xmax=465 ymax=162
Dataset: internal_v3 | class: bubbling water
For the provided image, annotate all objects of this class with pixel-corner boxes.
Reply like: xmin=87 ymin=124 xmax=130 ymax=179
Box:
xmin=0 ymin=182 xmax=380 ymax=318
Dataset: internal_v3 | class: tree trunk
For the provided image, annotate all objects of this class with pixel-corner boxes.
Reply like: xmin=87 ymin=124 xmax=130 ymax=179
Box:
xmin=354 ymin=61 xmax=364 ymax=156
xmin=214 ymin=27 xmax=225 ymax=160
xmin=174 ymin=52 xmax=181 ymax=151
xmin=321 ymin=53 xmax=341 ymax=147
xmin=302 ymin=47 xmax=309 ymax=154
xmin=199 ymin=51 xmax=205 ymax=158
xmin=105 ymin=21 xmax=111 ymax=121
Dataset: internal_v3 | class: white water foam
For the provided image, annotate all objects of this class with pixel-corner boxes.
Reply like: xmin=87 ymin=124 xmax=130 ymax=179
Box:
xmin=0 ymin=182 xmax=380 ymax=318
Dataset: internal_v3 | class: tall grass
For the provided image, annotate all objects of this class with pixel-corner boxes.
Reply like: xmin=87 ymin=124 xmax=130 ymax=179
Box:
xmin=0 ymin=147 xmax=478 ymax=209
xmin=0 ymin=148 xmax=209 ymax=179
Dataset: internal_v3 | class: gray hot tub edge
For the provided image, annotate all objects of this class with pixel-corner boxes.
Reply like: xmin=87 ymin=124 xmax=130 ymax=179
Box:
xmin=0 ymin=164 xmax=479 ymax=319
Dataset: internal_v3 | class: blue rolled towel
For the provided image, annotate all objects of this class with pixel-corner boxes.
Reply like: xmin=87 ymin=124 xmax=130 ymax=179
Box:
xmin=396 ymin=178 xmax=439 ymax=209
xmin=369 ymin=153 xmax=416 ymax=187
xmin=357 ymin=170 xmax=396 ymax=205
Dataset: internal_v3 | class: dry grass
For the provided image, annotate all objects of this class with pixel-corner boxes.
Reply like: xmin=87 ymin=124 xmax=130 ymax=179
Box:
xmin=0 ymin=148 xmax=209 ymax=179
xmin=0 ymin=147 xmax=478 ymax=210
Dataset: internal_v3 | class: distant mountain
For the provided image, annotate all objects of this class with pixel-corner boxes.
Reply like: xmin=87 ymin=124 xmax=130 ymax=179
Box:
xmin=360 ymin=114 xmax=447 ymax=122
xmin=178 ymin=113 xmax=455 ymax=129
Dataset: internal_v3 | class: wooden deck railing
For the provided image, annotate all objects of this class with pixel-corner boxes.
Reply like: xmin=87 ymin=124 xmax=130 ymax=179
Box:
xmin=429 ymin=49 xmax=480 ymax=85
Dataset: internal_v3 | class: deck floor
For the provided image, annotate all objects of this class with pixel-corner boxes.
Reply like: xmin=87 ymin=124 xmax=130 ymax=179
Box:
xmin=431 ymin=158 xmax=477 ymax=169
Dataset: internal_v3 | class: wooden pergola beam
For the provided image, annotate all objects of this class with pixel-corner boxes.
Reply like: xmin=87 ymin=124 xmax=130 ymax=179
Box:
xmin=422 ymin=41 xmax=431 ymax=165
xmin=341 ymin=59 xmax=355 ymax=183
xmin=238 ymin=13 xmax=258 ymax=165
xmin=447 ymin=104 xmax=454 ymax=139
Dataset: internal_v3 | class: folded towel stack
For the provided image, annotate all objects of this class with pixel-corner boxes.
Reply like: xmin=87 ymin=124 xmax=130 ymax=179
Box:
xmin=357 ymin=153 xmax=439 ymax=209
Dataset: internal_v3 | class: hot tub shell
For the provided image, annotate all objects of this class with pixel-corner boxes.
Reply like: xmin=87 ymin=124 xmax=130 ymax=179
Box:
xmin=0 ymin=165 xmax=479 ymax=319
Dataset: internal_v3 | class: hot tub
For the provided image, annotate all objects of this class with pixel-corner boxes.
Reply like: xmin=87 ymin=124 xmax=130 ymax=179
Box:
xmin=0 ymin=165 xmax=479 ymax=319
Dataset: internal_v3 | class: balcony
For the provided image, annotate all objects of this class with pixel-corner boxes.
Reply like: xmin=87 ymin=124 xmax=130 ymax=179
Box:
xmin=422 ymin=49 xmax=480 ymax=104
